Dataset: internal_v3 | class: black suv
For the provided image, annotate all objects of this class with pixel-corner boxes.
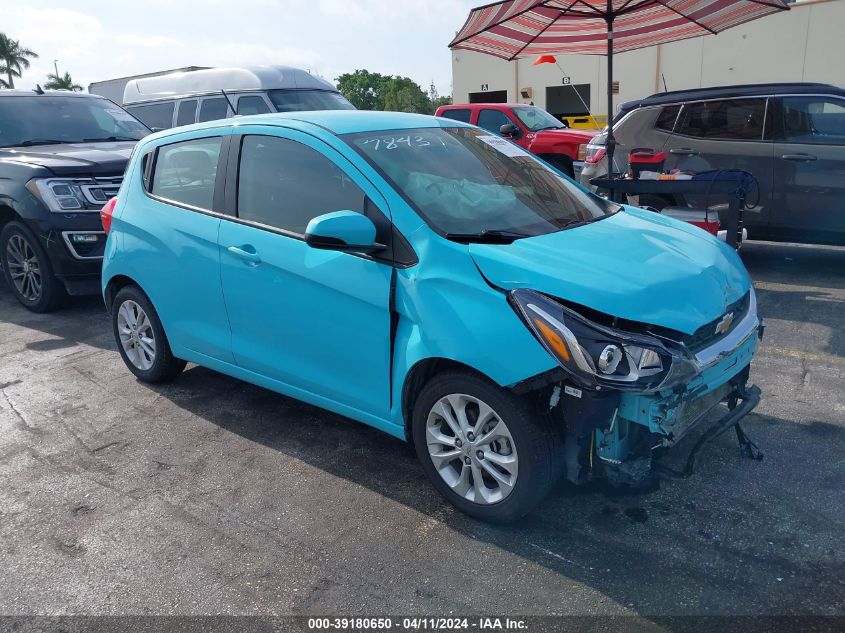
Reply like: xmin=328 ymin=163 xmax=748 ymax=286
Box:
xmin=0 ymin=90 xmax=149 ymax=312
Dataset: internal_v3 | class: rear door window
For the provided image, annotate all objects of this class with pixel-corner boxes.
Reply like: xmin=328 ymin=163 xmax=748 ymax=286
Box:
xmin=477 ymin=109 xmax=514 ymax=135
xmin=440 ymin=109 xmax=472 ymax=123
xmin=126 ymin=102 xmax=174 ymax=130
xmin=150 ymin=137 xmax=223 ymax=210
xmin=198 ymin=98 xmax=229 ymax=123
xmin=780 ymin=96 xmax=845 ymax=145
xmin=176 ymin=100 xmax=197 ymax=127
xmin=676 ymin=99 xmax=766 ymax=140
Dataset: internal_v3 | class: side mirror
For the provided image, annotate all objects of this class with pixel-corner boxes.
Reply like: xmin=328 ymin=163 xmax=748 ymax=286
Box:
xmin=305 ymin=210 xmax=380 ymax=253
xmin=499 ymin=123 xmax=520 ymax=139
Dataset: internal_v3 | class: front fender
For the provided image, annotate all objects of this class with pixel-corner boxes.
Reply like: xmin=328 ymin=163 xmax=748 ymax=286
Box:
xmin=389 ymin=229 xmax=556 ymax=423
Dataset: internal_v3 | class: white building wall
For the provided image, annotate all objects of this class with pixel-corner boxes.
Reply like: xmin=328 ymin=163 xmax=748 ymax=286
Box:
xmin=451 ymin=0 xmax=845 ymax=116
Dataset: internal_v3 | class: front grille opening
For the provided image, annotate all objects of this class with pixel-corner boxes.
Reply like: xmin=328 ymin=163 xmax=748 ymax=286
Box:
xmin=686 ymin=292 xmax=751 ymax=353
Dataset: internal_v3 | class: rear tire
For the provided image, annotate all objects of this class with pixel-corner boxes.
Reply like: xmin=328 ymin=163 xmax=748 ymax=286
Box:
xmin=111 ymin=285 xmax=186 ymax=383
xmin=1 ymin=220 xmax=65 ymax=313
xmin=412 ymin=370 xmax=561 ymax=523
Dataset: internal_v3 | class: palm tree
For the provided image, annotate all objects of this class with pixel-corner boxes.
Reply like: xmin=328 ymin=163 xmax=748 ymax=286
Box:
xmin=44 ymin=71 xmax=82 ymax=92
xmin=0 ymin=33 xmax=39 ymax=89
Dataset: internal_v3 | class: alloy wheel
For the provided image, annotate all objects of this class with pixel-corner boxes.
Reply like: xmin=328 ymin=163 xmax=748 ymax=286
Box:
xmin=5 ymin=234 xmax=42 ymax=302
xmin=426 ymin=393 xmax=519 ymax=504
xmin=116 ymin=300 xmax=157 ymax=371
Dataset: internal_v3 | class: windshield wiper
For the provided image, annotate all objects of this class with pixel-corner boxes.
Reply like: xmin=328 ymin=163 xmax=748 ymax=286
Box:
xmin=444 ymin=229 xmax=530 ymax=244
xmin=535 ymin=125 xmax=565 ymax=131
xmin=81 ymin=136 xmax=139 ymax=142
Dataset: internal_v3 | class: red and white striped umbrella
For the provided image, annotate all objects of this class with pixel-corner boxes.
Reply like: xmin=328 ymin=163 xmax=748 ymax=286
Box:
xmin=449 ymin=0 xmax=790 ymax=60
xmin=449 ymin=0 xmax=789 ymax=182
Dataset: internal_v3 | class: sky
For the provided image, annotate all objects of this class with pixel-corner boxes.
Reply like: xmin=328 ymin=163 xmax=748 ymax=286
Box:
xmin=3 ymin=0 xmax=480 ymax=96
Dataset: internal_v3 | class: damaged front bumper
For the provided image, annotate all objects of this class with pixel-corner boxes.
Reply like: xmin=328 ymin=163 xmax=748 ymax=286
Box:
xmin=551 ymin=300 xmax=764 ymax=486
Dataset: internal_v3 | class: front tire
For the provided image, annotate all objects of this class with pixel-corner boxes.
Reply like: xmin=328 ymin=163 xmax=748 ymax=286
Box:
xmin=412 ymin=371 xmax=561 ymax=523
xmin=1 ymin=220 xmax=65 ymax=313
xmin=111 ymin=285 xmax=186 ymax=383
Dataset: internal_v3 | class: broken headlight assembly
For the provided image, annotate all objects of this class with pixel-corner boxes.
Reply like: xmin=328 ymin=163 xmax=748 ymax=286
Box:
xmin=509 ymin=289 xmax=698 ymax=392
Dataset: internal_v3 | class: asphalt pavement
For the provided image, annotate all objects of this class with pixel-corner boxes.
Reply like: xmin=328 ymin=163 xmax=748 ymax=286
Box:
xmin=0 ymin=240 xmax=843 ymax=624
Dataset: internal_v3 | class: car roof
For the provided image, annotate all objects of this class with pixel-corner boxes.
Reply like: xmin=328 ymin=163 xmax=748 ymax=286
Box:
xmin=0 ymin=89 xmax=106 ymax=99
xmin=618 ymin=82 xmax=845 ymax=114
xmin=122 ymin=65 xmax=339 ymax=105
xmin=439 ymin=103 xmax=527 ymax=109
xmin=145 ymin=110 xmax=470 ymax=144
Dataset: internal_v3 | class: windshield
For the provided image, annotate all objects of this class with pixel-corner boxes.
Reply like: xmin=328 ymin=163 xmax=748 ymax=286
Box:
xmin=0 ymin=96 xmax=149 ymax=148
xmin=269 ymin=89 xmax=355 ymax=113
xmin=345 ymin=126 xmax=618 ymax=237
xmin=512 ymin=106 xmax=566 ymax=131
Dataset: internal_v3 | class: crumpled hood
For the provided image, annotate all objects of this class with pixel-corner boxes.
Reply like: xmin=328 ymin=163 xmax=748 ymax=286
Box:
xmin=0 ymin=141 xmax=136 ymax=176
xmin=469 ymin=207 xmax=751 ymax=335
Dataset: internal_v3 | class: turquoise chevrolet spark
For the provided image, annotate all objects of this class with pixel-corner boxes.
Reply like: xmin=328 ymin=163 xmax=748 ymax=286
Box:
xmin=101 ymin=111 xmax=763 ymax=522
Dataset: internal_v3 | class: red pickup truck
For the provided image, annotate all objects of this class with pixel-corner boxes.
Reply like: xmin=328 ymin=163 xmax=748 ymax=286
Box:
xmin=435 ymin=103 xmax=597 ymax=179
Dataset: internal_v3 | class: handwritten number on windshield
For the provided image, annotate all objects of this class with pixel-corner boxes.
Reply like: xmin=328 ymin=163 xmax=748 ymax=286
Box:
xmin=362 ymin=136 xmax=431 ymax=151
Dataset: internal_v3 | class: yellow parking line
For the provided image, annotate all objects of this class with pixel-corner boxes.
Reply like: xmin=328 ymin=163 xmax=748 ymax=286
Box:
xmin=759 ymin=345 xmax=845 ymax=366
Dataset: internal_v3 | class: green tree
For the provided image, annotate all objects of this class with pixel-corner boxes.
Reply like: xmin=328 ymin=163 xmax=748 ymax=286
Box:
xmin=336 ymin=69 xmax=389 ymax=111
xmin=44 ymin=71 xmax=83 ymax=92
xmin=336 ymin=70 xmax=445 ymax=114
xmin=382 ymin=76 xmax=432 ymax=114
xmin=0 ymin=33 xmax=39 ymax=89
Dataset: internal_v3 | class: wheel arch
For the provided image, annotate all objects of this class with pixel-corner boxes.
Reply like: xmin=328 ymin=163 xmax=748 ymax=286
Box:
xmin=103 ymin=274 xmax=141 ymax=313
xmin=401 ymin=357 xmax=500 ymax=445
xmin=0 ymin=204 xmax=18 ymax=231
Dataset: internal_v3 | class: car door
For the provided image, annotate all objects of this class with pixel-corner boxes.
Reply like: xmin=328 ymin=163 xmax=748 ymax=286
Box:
xmin=477 ymin=108 xmax=520 ymax=138
xmin=769 ymin=94 xmax=845 ymax=245
xmin=217 ymin=129 xmax=394 ymax=417
xmin=663 ymin=98 xmax=774 ymax=237
xmin=134 ymin=133 xmax=234 ymax=362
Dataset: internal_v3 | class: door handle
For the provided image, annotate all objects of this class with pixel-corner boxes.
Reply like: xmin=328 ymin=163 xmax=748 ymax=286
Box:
xmin=669 ymin=147 xmax=700 ymax=156
xmin=227 ymin=245 xmax=261 ymax=265
xmin=781 ymin=153 xmax=817 ymax=161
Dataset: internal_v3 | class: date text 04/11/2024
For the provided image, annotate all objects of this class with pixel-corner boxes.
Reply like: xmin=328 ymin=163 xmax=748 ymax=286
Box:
xmin=306 ymin=617 xmax=528 ymax=630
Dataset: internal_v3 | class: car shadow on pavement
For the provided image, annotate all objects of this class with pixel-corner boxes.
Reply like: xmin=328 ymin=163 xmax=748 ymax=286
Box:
xmin=143 ymin=362 xmax=845 ymax=618
xmin=0 ymin=277 xmax=111 ymax=351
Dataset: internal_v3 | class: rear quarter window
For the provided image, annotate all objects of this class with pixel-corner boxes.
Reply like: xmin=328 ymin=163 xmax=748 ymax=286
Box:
xmin=439 ymin=109 xmax=472 ymax=123
xmin=654 ymin=105 xmax=681 ymax=132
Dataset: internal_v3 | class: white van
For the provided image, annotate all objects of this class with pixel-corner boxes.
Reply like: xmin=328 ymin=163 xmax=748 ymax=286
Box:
xmin=122 ymin=65 xmax=355 ymax=130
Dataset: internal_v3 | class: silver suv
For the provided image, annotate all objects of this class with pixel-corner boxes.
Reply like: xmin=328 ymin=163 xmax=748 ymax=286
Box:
xmin=580 ymin=83 xmax=845 ymax=246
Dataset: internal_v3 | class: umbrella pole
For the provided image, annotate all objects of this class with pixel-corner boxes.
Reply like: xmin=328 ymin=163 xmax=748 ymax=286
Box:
xmin=605 ymin=15 xmax=617 ymax=200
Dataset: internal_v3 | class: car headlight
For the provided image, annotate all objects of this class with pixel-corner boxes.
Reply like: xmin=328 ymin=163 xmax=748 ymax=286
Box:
xmin=509 ymin=289 xmax=697 ymax=392
xmin=26 ymin=178 xmax=87 ymax=212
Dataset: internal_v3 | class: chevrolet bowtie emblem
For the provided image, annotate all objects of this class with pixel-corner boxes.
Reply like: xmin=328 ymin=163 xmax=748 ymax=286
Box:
xmin=715 ymin=312 xmax=735 ymax=336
